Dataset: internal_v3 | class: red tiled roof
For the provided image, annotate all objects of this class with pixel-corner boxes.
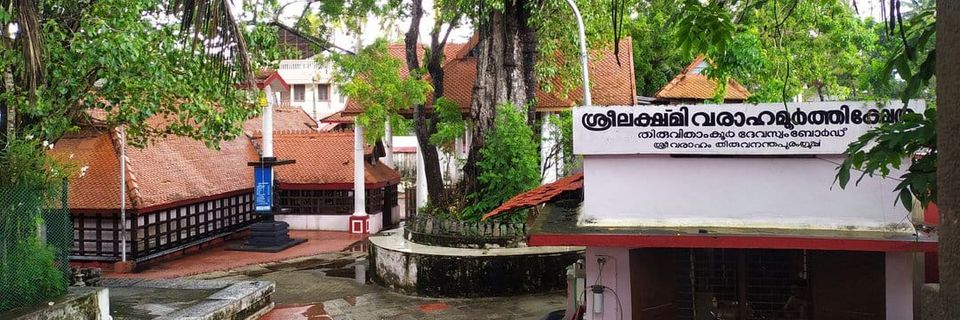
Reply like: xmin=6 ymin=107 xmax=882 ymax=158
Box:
xmin=50 ymin=128 xmax=257 ymax=213
xmin=243 ymin=106 xmax=317 ymax=136
xmin=344 ymin=37 xmax=637 ymax=116
xmin=318 ymin=111 xmax=355 ymax=124
xmin=272 ymin=131 xmax=400 ymax=188
xmin=49 ymin=129 xmax=130 ymax=210
xmin=386 ymin=43 xmax=469 ymax=75
xmin=654 ymin=56 xmax=751 ymax=101
xmin=481 ymin=173 xmax=583 ymax=221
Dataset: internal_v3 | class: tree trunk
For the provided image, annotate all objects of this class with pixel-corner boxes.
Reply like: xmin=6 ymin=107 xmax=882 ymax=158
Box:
xmin=404 ymin=0 xmax=449 ymax=208
xmin=936 ymin=1 xmax=960 ymax=319
xmin=463 ymin=0 xmax=538 ymax=197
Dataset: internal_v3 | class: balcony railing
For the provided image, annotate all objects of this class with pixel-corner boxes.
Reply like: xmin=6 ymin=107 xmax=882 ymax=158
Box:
xmin=279 ymin=60 xmax=318 ymax=70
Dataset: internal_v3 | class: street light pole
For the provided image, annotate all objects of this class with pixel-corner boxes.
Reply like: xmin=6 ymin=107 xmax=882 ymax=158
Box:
xmin=564 ymin=0 xmax=592 ymax=107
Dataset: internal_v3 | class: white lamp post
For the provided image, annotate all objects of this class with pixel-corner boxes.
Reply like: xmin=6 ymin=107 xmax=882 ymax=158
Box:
xmin=565 ymin=0 xmax=592 ymax=107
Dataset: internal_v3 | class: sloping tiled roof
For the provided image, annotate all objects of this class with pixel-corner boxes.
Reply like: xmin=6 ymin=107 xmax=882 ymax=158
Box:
xmin=318 ymin=111 xmax=355 ymax=124
xmin=50 ymin=128 xmax=257 ymax=213
xmin=481 ymin=173 xmax=583 ymax=221
xmin=654 ymin=56 xmax=751 ymax=101
xmin=386 ymin=42 xmax=469 ymax=77
xmin=123 ymin=136 xmax=256 ymax=210
xmin=272 ymin=131 xmax=400 ymax=188
xmin=49 ymin=129 xmax=131 ymax=210
xmin=243 ymin=106 xmax=317 ymax=136
xmin=343 ymin=36 xmax=637 ymax=117
xmin=51 ymin=108 xmax=338 ymax=213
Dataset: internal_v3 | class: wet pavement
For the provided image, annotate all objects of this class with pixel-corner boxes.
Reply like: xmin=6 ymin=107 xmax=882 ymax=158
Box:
xmin=195 ymin=250 xmax=566 ymax=320
xmin=106 ymin=230 xmax=367 ymax=279
xmin=103 ymin=229 xmax=566 ymax=319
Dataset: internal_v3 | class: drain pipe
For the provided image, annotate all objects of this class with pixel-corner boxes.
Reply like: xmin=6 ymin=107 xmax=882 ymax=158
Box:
xmin=564 ymin=0 xmax=591 ymax=107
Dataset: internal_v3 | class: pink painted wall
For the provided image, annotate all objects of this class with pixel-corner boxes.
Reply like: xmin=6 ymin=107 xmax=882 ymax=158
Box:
xmin=585 ymin=247 xmax=632 ymax=320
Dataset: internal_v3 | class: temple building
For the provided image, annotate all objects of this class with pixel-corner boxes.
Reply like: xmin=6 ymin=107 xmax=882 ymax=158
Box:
xmin=52 ymin=93 xmax=399 ymax=265
xmin=493 ymin=100 xmax=937 ymax=320
xmin=268 ymin=131 xmax=401 ymax=232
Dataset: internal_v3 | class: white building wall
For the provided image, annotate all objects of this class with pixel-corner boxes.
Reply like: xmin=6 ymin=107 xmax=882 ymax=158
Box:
xmin=886 ymin=252 xmax=916 ymax=320
xmin=582 ymin=155 xmax=912 ymax=232
xmin=277 ymin=58 xmax=348 ymax=120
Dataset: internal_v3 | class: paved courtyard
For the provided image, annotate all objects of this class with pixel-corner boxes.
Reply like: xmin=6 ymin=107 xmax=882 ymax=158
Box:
xmin=192 ymin=251 xmax=566 ymax=320
xmin=106 ymin=230 xmax=367 ymax=279
xmin=103 ymin=230 xmax=566 ymax=319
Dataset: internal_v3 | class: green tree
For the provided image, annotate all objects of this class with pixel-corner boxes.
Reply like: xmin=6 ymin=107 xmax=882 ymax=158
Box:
xmin=330 ymin=39 xmax=429 ymax=143
xmin=462 ymin=103 xmax=540 ymax=221
xmin=1 ymin=0 xmax=280 ymax=309
xmin=676 ymin=0 xmax=876 ymax=103
xmin=627 ymin=0 xmax=686 ymax=96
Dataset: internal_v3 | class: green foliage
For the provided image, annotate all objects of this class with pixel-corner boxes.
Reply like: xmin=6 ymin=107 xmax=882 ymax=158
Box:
xmin=429 ymin=97 xmax=466 ymax=153
xmin=627 ymin=0 xmax=687 ymax=96
xmin=675 ymin=0 xmax=877 ymax=102
xmin=462 ymin=103 xmax=540 ymax=221
xmin=676 ymin=0 xmax=736 ymax=59
xmin=837 ymin=105 xmax=936 ymax=211
xmin=0 ymin=238 xmax=66 ymax=312
xmin=530 ymin=0 xmax=619 ymax=98
xmin=1 ymin=0 xmax=265 ymax=149
xmin=836 ymin=1 xmax=937 ymax=211
xmin=0 ymin=138 xmax=72 ymax=312
xmin=879 ymin=3 xmax=936 ymax=104
xmin=329 ymin=39 xmax=431 ymax=143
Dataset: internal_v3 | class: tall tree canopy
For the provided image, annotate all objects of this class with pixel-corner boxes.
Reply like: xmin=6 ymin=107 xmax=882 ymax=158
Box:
xmin=0 ymin=0 xmax=286 ymax=148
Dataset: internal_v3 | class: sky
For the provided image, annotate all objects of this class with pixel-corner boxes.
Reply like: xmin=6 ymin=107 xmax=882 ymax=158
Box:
xmin=247 ymin=0 xmax=897 ymax=50
xmin=239 ymin=0 xmax=474 ymax=49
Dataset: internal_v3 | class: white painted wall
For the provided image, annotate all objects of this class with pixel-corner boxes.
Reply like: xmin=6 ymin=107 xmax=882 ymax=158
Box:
xmin=582 ymin=155 xmax=912 ymax=232
xmin=276 ymin=211 xmax=384 ymax=232
xmin=584 ymin=247 xmax=632 ymax=320
xmin=886 ymin=252 xmax=916 ymax=320
xmin=277 ymin=58 xmax=348 ymax=120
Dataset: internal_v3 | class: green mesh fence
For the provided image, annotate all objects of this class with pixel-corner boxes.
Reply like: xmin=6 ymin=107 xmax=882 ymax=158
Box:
xmin=0 ymin=180 xmax=73 ymax=313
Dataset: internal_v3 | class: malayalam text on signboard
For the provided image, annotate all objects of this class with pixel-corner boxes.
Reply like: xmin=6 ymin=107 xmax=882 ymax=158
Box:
xmin=573 ymin=100 xmax=924 ymax=155
xmin=254 ymin=166 xmax=273 ymax=213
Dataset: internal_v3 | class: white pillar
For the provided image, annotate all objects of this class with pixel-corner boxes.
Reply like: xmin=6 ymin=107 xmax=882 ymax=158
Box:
xmin=416 ymin=145 xmax=427 ymax=208
xmin=540 ymin=114 xmax=558 ymax=184
xmin=354 ymin=122 xmax=367 ymax=216
xmin=384 ymin=120 xmax=394 ymax=168
xmin=262 ymin=87 xmax=277 ymax=158
xmin=886 ymin=252 xmax=915 ymax=320
xmin=308 ymin=88 xmax=317 ymax=121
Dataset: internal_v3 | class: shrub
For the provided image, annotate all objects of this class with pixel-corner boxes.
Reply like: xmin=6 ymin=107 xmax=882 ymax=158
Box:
xmin=462 ymin=103 xmax=540 ymax=221
xmin=0 ymin=138 xmax=71 ymax=312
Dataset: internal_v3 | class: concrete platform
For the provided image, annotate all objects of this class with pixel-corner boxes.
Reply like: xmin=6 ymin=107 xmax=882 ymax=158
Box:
xmin=368 ymin=228 xmax=583 ymax=297
xmin=102 ymin=278 xmax=274 ymax=320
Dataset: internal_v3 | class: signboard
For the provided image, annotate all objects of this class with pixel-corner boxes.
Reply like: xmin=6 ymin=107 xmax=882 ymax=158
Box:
xmin=254 ymin=166 xmax=273 ymax=213
xmin=573 ymin=100 xmax=924 ymax=155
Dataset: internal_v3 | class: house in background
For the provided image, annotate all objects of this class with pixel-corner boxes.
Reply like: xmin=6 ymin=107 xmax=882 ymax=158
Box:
xmin=272 ymin=25 xmax=351 ymax=122
xmin=652 ymin=55 xmax=751 ymax=104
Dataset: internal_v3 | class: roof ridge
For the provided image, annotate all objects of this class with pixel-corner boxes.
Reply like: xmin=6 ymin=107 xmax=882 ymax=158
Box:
xmin=112 ymin=127 xmax=144 ymax=209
